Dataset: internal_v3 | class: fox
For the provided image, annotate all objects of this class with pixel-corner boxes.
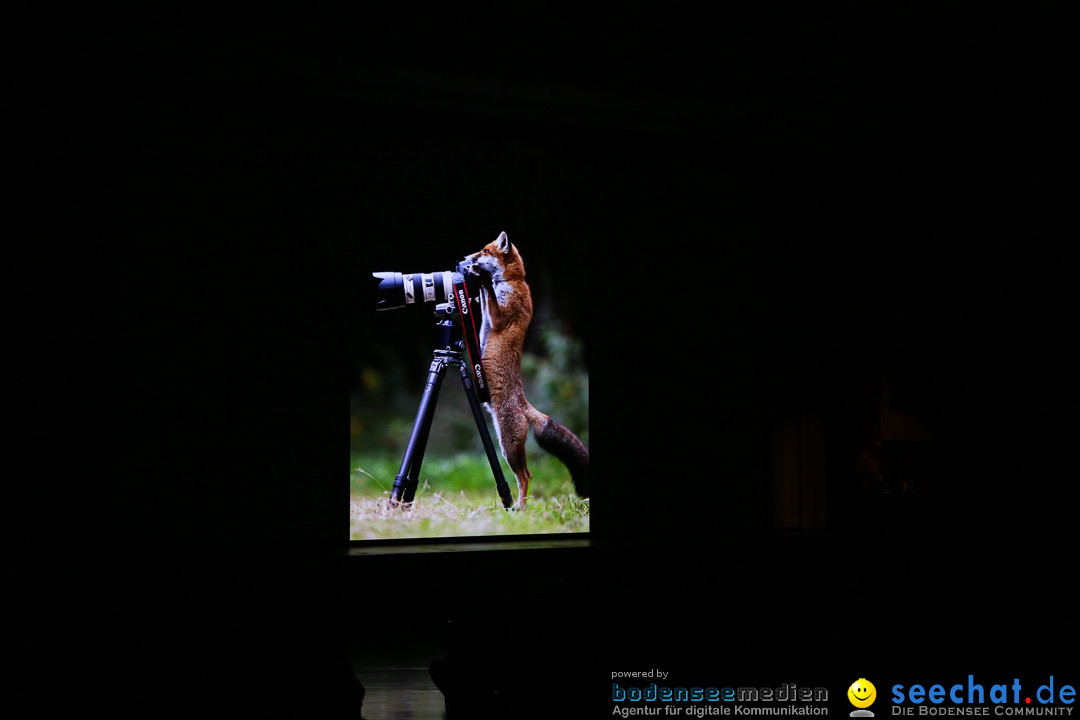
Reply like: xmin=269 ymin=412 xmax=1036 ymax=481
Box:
xmin=463 ymin=231 xmax=589 ymax=509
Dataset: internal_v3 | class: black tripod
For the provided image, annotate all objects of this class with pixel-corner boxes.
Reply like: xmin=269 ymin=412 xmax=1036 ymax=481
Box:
xmin=389 ymin=302 xmax=514 ymax=509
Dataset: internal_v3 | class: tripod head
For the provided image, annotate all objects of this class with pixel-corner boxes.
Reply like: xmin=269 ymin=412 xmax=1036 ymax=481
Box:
xmin=432 ymin=302 xmax=459 ymax=352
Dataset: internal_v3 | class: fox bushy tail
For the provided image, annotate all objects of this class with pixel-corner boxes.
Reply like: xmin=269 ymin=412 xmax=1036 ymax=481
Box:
xmin=528 ymin=406 xmax=590 ymax=498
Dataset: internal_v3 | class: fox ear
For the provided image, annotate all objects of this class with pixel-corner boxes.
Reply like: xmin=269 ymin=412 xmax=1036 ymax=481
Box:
xmin=495 ymin=231 xmax=510 ymax=253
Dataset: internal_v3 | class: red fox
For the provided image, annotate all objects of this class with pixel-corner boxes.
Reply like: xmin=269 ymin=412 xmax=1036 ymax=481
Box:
xmin=464 ymin=232 xmax=589 ymax=509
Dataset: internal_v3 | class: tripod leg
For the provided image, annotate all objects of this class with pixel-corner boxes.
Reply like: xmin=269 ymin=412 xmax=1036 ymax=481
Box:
xmin=458 ymin=363 xmax=514 ymax=509
xmin=390 ymin=357 xmax=447 ymax=506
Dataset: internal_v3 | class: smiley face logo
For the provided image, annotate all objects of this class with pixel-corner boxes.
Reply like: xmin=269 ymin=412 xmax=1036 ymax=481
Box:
xmin=848 ymin=679 xmax=877 ymax=709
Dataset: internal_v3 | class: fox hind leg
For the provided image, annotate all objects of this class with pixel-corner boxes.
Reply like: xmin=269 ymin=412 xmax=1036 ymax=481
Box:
xmin=493 ymin=408 xmax=532 ymax=510
xmin=504 ymin=438 xmax=532 ymax=510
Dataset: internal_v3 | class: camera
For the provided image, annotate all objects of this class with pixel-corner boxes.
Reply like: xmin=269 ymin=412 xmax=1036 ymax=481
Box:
xmin=373 ymin=260 xmax=480 ymax=311
xmin=372 ymin=258 xmax=490 ymax=403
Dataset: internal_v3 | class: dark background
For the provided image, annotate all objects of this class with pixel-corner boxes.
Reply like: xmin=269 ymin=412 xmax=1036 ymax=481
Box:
xmin=7 ymin=8 xmax=1078 ymax=718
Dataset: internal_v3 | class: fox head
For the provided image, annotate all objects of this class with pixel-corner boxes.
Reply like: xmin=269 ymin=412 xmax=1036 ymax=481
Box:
xmin=466 ymin=231 xmax=525 ymax=283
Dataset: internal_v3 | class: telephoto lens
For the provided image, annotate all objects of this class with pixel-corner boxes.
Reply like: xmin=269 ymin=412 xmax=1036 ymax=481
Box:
xmin=372 ymin=270 xmax=456 ymax=311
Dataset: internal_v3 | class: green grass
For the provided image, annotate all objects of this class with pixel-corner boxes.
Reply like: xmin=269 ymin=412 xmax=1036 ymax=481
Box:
xmin=350 ymin=451 xmax=589 ymax=540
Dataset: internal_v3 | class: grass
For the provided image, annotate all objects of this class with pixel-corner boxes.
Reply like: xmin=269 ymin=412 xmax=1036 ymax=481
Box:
xmin=350 ymin=451 xmax=589 ymax=540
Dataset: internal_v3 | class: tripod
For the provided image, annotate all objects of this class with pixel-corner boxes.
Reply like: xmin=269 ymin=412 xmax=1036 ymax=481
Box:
xmin=389 ymin=302 xmax=514 ymax=509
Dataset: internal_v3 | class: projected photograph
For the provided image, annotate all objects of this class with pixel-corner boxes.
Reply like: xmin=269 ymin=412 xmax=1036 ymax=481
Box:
xmin=350 ymin=229 xmax=590 ymax=542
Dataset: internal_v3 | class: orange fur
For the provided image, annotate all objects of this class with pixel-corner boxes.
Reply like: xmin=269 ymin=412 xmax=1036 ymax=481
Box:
xmin=464 ymin=232 xmax=589 ymax=509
